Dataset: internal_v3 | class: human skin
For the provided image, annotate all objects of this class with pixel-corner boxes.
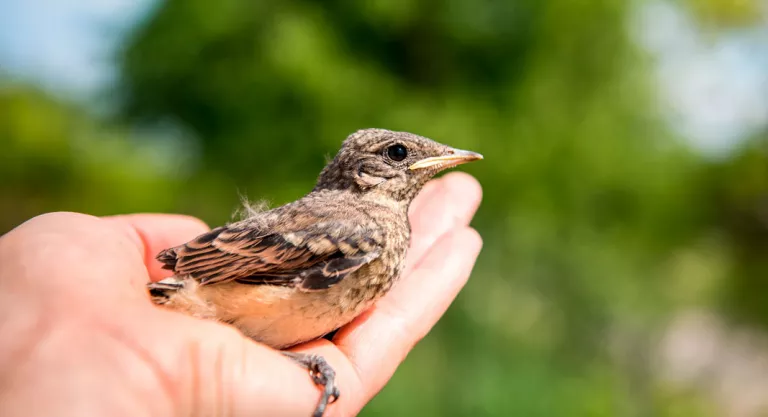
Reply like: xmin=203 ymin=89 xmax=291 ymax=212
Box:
xmin=0 ymin=172 xmax=482 ymax=417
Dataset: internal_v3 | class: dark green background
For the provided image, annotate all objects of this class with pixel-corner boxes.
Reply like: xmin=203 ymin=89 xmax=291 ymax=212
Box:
xmin=2 ymin=0 xmax=767 ymax=415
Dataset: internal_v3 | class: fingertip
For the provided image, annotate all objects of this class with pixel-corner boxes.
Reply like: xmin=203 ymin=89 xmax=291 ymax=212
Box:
xmin=103 ymin=214 xmax=210 ymax=236
xmin=440 ymin=171 xmax=483 ymax=207
xmin=460 ymin=226 xmax=483 ymax=254
xmin=407 ymin=226 xmax=482 ymax=294
xmin=102 ymin=214 xmax=210 ymax=281
xmin=405 ymin=173 xmax=482 ymax=275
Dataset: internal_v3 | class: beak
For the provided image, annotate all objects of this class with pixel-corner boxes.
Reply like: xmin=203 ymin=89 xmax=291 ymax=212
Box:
xmin=408 ymin=148 xmax=483 ymax=171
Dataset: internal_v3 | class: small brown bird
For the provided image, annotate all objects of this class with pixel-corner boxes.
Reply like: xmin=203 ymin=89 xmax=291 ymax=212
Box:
xmin=148 ymin=128 xmax=482 ymax=416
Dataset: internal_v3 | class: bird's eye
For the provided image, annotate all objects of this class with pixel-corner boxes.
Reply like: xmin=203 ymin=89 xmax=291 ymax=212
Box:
xmin=386 ymin=144 xmax=408 ymax=162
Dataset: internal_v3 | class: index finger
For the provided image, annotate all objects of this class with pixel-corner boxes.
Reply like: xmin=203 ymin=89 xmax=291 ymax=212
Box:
xmin=102 ymin=214 xmax=210 ymax=282
xmin=405 ymin=172 xmax=482 ymax=275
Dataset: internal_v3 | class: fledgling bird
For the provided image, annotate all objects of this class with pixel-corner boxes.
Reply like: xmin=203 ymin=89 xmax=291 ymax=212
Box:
xmin=148 ymin=128 xmax=482 ymax=417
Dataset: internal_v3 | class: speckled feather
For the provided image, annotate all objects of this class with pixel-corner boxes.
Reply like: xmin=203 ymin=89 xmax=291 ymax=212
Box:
xmin=149 ymin=128 xmax=480 ymax=349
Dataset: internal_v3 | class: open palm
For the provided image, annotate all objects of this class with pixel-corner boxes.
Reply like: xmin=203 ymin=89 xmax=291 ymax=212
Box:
xmin=0 ymin=172 xmax=482 ymax=417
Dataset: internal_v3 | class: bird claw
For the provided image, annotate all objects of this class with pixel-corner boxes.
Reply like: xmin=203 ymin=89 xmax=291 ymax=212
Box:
xmin=281 ymin=351 xmax=340 ymax=417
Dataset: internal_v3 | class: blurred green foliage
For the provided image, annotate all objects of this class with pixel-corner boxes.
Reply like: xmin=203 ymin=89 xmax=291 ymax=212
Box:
xmin=2 ymin=0 xmax=767 ymax=415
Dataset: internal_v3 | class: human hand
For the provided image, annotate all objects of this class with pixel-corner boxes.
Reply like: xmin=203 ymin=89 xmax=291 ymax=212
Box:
xmin=0 ymin=172 xmax=482 ymax=417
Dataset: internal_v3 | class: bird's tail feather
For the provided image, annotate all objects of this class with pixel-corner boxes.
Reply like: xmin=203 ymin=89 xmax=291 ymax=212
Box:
xmin=148 ymin=277 xmax=184 ymax=304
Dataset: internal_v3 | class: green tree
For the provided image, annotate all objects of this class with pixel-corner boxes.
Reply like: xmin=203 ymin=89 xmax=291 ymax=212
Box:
xmin=0 ymin=83 xmax=186 ymax=232
xmin=114 ymin=0 xmax=726 ymax=415
xmin=1 ymin=0 xmax=762 ymax=415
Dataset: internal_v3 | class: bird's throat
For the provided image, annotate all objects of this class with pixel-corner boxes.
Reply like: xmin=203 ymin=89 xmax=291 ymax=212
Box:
xmin=361 ymin=191 xmax=410 ymax=214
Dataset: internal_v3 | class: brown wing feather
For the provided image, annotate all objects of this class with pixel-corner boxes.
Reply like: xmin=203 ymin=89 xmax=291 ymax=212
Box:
xmin=156 ymin=223 xmax=382 ymax=289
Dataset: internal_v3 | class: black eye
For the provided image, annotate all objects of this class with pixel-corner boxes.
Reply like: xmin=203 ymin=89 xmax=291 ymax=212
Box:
xmin=386 ymin=144 xmax=408 ymax=162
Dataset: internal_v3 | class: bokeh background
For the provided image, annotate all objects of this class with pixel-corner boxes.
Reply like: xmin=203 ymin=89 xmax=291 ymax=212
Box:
xmin=2 ymin=0 xmax=768 ymax=415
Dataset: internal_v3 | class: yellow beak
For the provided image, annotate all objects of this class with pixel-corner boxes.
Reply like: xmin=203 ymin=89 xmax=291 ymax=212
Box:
xmin=408 ymin=148 xmax=483 ymax=171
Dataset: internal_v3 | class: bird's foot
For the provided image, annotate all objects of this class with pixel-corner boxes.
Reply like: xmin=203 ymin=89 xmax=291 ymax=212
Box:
xmin=281 ymin=351 xmax=340 ymax=417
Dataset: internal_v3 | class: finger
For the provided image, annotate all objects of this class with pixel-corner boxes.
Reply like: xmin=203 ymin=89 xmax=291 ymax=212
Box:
xmin=405 ymin=175 xmax=444 ymax=220
xmin=405 ymin=172 xmax=482 ymax=275
xmin=293 ymin=227 xmax=482 ymax=414
xmin=102 ymin=214 xmax=210 ymax=281
xmin=338 ymin=228 xmax=481 ymax=396
xmin=0 ymin=212 xmax=150 ymax=308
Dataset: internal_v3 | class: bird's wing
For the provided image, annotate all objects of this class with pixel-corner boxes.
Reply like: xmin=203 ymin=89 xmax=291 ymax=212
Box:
xmin=156 ymin=222 xmax=382 ymax=290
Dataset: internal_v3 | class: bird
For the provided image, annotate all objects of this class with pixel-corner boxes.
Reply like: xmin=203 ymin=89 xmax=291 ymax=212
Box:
xmin=147 ymin=128 xmax=482 ymax=417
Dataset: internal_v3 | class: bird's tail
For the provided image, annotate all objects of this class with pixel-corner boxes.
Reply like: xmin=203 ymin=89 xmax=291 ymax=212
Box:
xmin=147 ymin=277 xmax=184 ymax=304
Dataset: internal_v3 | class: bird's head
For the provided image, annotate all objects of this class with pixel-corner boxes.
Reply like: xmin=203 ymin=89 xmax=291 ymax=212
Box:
xmin=314 ymin=128 xmax=482 ymax=204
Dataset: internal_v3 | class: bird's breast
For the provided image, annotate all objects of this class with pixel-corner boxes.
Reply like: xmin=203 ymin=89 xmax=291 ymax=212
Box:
xmin=203 ymin=244 xmax=406 ymax=349
xmin=193 ymin=204 xmax=411 ymax=349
